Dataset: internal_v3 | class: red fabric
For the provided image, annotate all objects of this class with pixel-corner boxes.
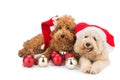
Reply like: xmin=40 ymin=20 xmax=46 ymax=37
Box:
xmin=41 ymin=18 xmax=54 ymax=49
xmin=75 ymin=22 xmax=115 ymax=47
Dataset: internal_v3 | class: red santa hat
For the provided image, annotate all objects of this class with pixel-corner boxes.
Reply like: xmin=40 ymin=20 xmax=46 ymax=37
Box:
xmin=41 ymin=16 xmax=58 ymax=49
xmin=75 ymin=22 xmax=115 ymax=52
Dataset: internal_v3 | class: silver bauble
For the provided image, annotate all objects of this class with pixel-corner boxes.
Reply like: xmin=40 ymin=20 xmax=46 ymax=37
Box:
xmin=65 ymin=57 xmax=77 ymax=70
xmin=38 ymin=55 xmax=49 ymax=67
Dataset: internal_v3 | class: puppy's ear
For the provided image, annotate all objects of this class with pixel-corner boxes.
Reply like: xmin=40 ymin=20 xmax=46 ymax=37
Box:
xmin=71 ymin=27 xmax=75 ymax=33
xmin=97 ymin=39 xmax=104 ymax=55
xmin=74 ymin=41 xmax=80 ymax=54
xmin=51 ymin=30 xmax=56 ymax=37
xmin=56 ymin=18 xmax=59 ymax=21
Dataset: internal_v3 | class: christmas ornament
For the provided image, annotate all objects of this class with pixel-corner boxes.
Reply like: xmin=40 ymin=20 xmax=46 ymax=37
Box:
xmin=51 ymin=51 xmax=59 ymax=58
xmin=23 ymin=55 xmax=34 ymax=67
xmin=65 ymin=53 xmax=74 ymax=60
xmin=38 ymin=55 xmax=49 ymax=67
xmin=52 ymin=54 xmax=63 ymax=66
xmin=75 ymin=22 xmax=115 ymax=53
xmin=65 ymin=57 xmax=77 ymax=70
xmin=59 ymin=51 xmax=67 ymax=55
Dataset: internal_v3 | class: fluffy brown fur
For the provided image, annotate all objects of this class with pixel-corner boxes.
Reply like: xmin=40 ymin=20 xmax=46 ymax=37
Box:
xmin=74 ymin=30 xmax=110 ymax=74
xmin=18 ymin=34 xmax=44 ymax=57
xmin=18 ymin=15 xmax=76 ymax=58
xmin=42 ymin=15 xmax=76 ymax=58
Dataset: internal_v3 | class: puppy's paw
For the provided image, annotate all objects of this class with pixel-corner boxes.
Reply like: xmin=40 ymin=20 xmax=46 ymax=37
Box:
xmin=18 ymin=49 xmax=34 ymax=57
xmin=89 ymin=66 xmax=100 ymax=74
xmin=18 ymin=50 xmax=25 ymax=57
xmin=80 ymin=66 xmax=91 ymax=73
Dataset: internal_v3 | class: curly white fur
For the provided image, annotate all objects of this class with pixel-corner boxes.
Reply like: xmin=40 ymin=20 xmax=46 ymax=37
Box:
xmin=74 ymin=30 xmax=110 ymax=74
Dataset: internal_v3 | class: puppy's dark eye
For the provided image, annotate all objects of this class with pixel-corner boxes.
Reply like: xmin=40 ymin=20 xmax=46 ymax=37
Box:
xmin=85 ymin=36 xmax=88 ymax=38
xmin=66 ymin=27 xmax=69 ymax=30
xmin=93 ymin=37 xmax=97 ymax=41
xmin=58 ymin=26 xmax=61 ymax=29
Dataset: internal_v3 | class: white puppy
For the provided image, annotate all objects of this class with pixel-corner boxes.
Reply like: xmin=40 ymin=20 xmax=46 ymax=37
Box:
xmin=74 ymin=23 xmax=115 ymax=74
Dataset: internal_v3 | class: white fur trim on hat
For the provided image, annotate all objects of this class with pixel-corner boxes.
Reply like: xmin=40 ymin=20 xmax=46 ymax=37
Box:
xmin=52 ymin=16 xmax=59 ymax=26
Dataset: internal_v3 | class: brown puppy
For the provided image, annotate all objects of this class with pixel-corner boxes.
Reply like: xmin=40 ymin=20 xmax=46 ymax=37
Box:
xmin=18 ymin=15 xmax=76 ymax=58
xmin=42 ymin=15 xmax=76 ymax=58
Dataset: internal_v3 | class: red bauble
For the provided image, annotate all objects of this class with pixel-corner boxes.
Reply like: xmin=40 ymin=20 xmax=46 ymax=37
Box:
xmin=23 ymin=55 xmax=34 ymax=67
xmin=52 ymin=54 xmax=63 ymax=66
xmin=65 ymin=53 xmax=74 ymax=60
xmin=51 ymin=51 xmax=59 ymax=58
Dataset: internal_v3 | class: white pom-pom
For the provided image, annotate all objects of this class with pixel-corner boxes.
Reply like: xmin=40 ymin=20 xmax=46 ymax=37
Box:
xmin=52 ymin=16 xmax=59 ymax=26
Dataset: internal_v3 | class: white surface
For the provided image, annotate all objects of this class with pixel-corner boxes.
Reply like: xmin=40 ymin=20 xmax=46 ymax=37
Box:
xmin=0 ymin=0 xmax=120 ymax=80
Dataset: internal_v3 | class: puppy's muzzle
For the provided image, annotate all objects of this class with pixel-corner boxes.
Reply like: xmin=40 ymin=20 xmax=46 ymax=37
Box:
xmin=85 ymin=43 xmax=93 ymax=52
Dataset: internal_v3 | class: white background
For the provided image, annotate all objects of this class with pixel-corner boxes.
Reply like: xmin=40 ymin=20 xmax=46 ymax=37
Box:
xmin=0 ymin=0 xmax=120 ymax=80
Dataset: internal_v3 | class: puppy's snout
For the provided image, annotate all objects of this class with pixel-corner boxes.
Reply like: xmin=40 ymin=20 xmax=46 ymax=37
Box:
xmin=86 ymin=43 xmax=90 ymax=47
xmin=61 ymin=34 xmax=65 ymax=38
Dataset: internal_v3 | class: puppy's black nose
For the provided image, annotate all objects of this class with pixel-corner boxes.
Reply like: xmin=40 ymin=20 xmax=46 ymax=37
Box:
xmin=61 ymin=34 xmax=64 ymax=38
xmin=86 ymin=43 xmax=90 ymax=47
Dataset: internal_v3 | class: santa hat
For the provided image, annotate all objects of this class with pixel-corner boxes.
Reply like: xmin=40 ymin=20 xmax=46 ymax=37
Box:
xmin=75 ymin=22 xmax=115 ymax=53
xmin=41 ymin=16 xmax=58 ymax=49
